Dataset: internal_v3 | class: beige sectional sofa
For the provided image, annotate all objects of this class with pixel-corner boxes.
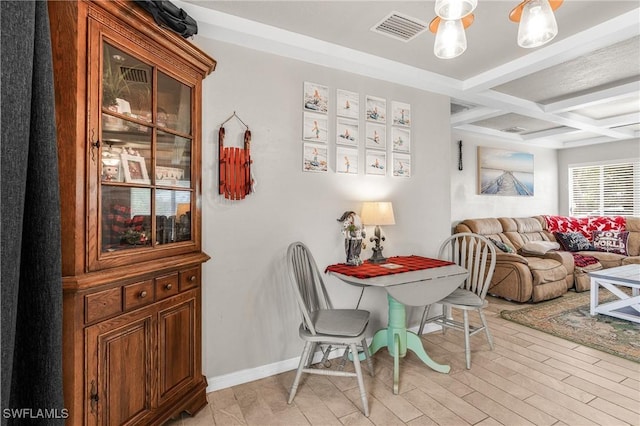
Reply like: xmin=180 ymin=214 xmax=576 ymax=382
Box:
xmin=454 ymin=216 xmax=640 ymax=303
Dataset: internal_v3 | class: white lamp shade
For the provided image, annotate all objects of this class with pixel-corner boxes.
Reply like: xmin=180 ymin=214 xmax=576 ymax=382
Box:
xmin=517 ymin=0 xmax=558 ymax=48
xmin=360 ymin=202 xmax=395 ymax=226
xmin=434 ymin=19 xmax=467 ymax=59
xmin=435 ymin=0 xmax=477 ymax=20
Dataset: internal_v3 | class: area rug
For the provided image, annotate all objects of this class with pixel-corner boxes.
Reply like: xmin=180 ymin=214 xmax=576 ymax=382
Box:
xmin=500 ymin=290 xmax=640 ymax=363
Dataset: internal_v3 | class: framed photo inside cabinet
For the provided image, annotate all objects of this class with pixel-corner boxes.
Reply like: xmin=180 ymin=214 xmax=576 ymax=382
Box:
xmin=391 ymin=101 xmax=411 ymax=127
xmin=365 ymin=150 xmax=386 ymax=176
xmin=477 ymin=147 xmax=534 ymax=196
xmin=365 ymin=122 xmax=386 ymax=149
xmin=366 ymin=95 xmax=386 ymax=123
xmin=121 ymin=153 xmax=150 ymax=184
xmin=336 ymin=146 xmax=358 ymax=175
xmin=303 ymin=112 xmax=328 ymax=143
xmin=303 ymin=82 xmax=328 ymax=114
xmin=303 ymin=142 xmax=328 ymax=173
xmin=336 ymin=117 xmax=359 ymax=146
xmin=336 ymin=89 xmax=359 ymax=119
xmin=392 ymin=153 xmax=411 ymax=177
xmin=392 ymin=127 xmax=410 ymax=152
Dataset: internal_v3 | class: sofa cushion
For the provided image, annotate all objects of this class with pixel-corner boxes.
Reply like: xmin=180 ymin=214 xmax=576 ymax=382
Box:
xmin=592 ymin=230 xmax=629 ymax=255
xmin=554 ymin=232 xmax=594 ymax=252
xmin=520 ymin=241 xmax=560 ymax=255
xmin=526 ymin=257 xmax=567 ymax=286
xmin=576 ymin=250 xmax=625 ymax=268
xmin=463 ymin=218 xmax=503 ymax=235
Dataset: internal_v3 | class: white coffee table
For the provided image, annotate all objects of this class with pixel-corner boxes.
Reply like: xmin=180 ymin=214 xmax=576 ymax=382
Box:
xmin=589 ymin=264 xmax=640 ymax=323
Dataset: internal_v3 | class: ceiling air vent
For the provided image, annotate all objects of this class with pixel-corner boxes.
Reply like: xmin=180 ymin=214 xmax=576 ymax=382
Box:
xmin=371 ymin=12 xmax=428 ymax=42
xmin=501 ymin=126 xmax=528 ymax=134
xmin=119 ymin=66 xmax=148 ymax=83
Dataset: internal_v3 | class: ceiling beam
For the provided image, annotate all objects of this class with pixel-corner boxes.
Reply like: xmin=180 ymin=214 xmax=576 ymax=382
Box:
xmin=543 ymin=81 xmax=640 ymax=113
xmin=450 ymin=107 xmax=503 ymax=126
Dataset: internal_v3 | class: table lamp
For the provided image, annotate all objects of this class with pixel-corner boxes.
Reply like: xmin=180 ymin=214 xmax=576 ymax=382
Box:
xmin=360 ymin=202 xmax=395 ymax=264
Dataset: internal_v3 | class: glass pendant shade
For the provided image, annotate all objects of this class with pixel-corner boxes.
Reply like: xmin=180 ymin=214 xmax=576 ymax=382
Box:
xmin=517 ymin=0 xmax=558 ymax=48
xmin=434 ymin=19 xmax=467 ymax=59
xmin=435 ymin=0 xmax=477 ymax=20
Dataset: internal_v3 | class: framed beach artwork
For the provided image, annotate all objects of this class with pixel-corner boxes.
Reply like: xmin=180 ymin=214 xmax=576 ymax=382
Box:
xmin=391 ymin=101 xmax=411 ymax=127
xmin=303 ymin=82 xmax=328 ymax=114
xmin=392 ymin=127 xmax=410 ymax=152
xmin=336 ymin=89 xmax=359 ymax=119
xmin=336 ymin=146 xmax=358 ymax=175
xmin=336 ymin=117 xmax=359 ymax=146
xmin=365 ymin=150 xmax=386 ymax=176
xmin=365 ymin=122 xmax=386 ymax=149
xmin=365 ymin=95 xmax=386 ymax=123
xmin=392 ymin=153 xmax=411 ymax=177
xmin=303 ymin=112 xmax=328 ymax=143
xmin=477 ymin=147 xmax=534 ymax=196
xmin=303 ymin=142 xmax=328 ymax=173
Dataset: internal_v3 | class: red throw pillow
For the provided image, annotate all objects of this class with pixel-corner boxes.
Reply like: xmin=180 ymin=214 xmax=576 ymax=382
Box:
xmin=591 ymin=230 xmax=629 ymax=255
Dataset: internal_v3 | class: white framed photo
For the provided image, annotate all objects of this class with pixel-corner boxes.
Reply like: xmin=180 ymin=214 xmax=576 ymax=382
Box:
xmin=121 ymin=153 xmax=150 ymax=184
xmin=303 ymin=112 xmax=328 ymax=143
xmin=392 ymin=153 xmax=411 ymax=177
xmin=336 ymin=117 xmax=359 ymax=146
xmin=365 ymin=150 xmax=386 ymax=176
xmin=303 ymin=142 xmax=328 ymax=173
xmin=366 ymin=95 xmax=386 ymax=123
xmin=303 ymin=81 xmax=328 ymax=114
xmin=336 ymin=146 xmax=358 ymax=175
xmin=365 ymin=122 xmax=386 ymax=149
xmin=336 ymin=89 xmax=359 ymax=119
xmin=392 ymin=101 xmax=411 ymax=127
xmin=392 ymin=127 xmax=411 ymax=152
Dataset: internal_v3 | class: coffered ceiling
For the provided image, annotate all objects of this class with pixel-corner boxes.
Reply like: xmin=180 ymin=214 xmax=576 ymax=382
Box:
xmin=179 ymin=1 xmax=640 ymax=149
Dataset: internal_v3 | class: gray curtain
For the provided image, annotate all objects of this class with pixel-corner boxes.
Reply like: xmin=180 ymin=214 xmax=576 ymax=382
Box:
xmin=1 ymin=1 xmax=64 ymax=424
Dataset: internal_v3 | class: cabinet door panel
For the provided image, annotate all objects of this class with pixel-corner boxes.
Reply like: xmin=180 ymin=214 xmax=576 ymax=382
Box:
xmin=158 ymin=297 xmax=195 ymax=402
xmin=86 ymin=310 xmax=155 ymax=426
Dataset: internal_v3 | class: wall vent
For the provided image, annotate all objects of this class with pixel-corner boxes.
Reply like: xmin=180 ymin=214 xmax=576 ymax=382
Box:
xmin=120 ymin=66 xmax=148 ymax=83
xmin=371 ymin=12 xmax=428 ymax=42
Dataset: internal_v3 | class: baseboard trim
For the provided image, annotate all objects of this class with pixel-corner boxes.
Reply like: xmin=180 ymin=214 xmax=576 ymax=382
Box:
xmin=205 ymin=323 xmax=440 ymax=393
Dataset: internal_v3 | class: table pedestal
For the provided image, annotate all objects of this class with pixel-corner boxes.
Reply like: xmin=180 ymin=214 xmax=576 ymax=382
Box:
xmin=368 ymin=294 xmax=450 ymax=394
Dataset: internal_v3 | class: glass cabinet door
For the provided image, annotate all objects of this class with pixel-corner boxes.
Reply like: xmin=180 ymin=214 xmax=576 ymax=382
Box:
xmin=99 ymin=42 xmax=195 ymax=254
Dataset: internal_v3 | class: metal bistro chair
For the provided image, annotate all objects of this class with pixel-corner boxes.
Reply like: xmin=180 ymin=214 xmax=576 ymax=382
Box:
xmin=418 ymin=233 xmax=496 ymax=369
xmin=286 ymin=242 xmax=374 ymax=417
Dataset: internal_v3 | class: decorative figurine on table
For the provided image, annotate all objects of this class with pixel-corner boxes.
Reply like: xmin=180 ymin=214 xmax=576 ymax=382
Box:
xmin=337 ymin=211 xmax=366 ymax=266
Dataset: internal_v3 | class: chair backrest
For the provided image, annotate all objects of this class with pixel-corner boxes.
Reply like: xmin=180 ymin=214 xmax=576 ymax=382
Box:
xmin=286 ymin=242 xmax=332 ymax=335
xmin=438 ymin=233 xmax=496 ymax=299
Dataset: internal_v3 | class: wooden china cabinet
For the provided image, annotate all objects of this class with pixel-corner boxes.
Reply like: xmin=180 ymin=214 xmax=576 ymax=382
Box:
xmin=48 ymin=1 xmax=215 ymax=424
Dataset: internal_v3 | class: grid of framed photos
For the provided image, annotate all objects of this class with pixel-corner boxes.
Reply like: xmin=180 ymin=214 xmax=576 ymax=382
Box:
xmin=302 ymin=81 xmax=411 ymax=177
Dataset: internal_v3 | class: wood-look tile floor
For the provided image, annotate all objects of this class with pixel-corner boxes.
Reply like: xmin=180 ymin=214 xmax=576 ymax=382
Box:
xmin=168 ymin=295 xmax=640 ymax=426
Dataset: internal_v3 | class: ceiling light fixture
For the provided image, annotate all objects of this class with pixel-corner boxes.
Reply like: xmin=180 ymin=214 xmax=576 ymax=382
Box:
xmin=435 ymin=0 xmax=477 ymax=20
xmin=510 ymin=0 xmax=563 ymax=48
xmin=429 ymin=14 xmax=474 ymax=59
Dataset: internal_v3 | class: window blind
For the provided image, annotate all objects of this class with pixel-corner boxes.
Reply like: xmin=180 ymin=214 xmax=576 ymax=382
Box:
xmin=569 ymin=160 xmax=640 ymax=216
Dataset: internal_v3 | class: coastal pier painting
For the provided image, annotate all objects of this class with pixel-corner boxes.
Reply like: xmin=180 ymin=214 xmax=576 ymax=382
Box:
xmin=478 ymin=147 xmax=534 ymax=196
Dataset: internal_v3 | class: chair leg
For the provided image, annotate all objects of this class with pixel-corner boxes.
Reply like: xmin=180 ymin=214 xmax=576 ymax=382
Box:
xmin=306 ymin=342 xmax=318 ymax=367
xmin=418 ymin=304 xmax=433 ymax=335
xmin=443 ymin=305 xmax=451 ymax=335
xmin=350 ymin=343 xmax=369 ymax=417
xmin=361 ymin=338 xmax=374 ymax=377
xmin=463 ymin=310 xmax=471 ymax=370
xmin=289 ymin=342 xmax=312 ymax=404
xmin=478 ymin=308 xmax=494 ymax=350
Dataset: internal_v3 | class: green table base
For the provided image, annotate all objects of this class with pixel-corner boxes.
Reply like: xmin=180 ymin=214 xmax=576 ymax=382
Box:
xmin=366 ymin=294 xmax=450 ymax=394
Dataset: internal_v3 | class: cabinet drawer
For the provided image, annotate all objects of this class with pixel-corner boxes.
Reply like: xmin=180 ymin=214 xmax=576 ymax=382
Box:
xmin=85 ymin=287 xmax=122 ymax=323
xmin=155 ymin=273 xmax=179 ymax=301
xmin=179 ymin=267 xmax=200 ymax=291
xmin=124 ymin=280 xmax=154 ymax=310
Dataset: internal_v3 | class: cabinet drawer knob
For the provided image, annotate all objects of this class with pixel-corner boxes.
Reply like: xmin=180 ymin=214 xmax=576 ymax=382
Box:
xmin=189 ymin=276 xmax=196 ymax=282
xmin=165 ymin=283 xmax=172 ymax=290
xmin=139 ymin=291 xmax=147 ymax=298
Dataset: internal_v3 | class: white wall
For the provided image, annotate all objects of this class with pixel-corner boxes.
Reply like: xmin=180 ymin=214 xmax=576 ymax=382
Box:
xmin=557 ymin=139 xmax=640 ymax=216
xmin=450 ymin=131 xmax=559 ymax=223
xmin=195 ymin=39 xmax=453 ymax=380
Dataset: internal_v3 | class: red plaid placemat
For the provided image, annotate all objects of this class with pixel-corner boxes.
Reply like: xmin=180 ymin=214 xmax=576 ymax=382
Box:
xmin=325 ymin=255 xmax=454 ymax=279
